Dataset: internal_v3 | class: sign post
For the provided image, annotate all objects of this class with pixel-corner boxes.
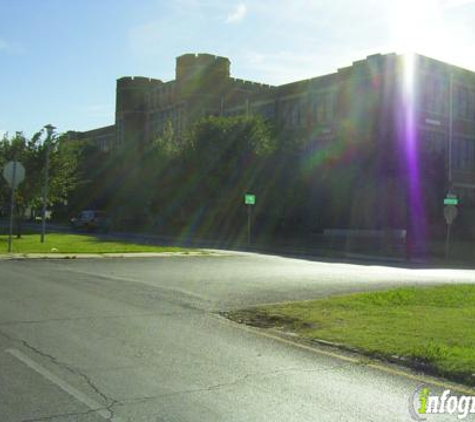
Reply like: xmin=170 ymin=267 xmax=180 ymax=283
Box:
xmin=244 ymin=194 xmax=255 ymax=245
xmin=2 ymin=161 xmax=26 ymax=252
xmin=443 ymin=193 xmax=458 ymax=260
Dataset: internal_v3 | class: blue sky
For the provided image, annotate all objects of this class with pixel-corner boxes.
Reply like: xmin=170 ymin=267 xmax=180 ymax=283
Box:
xmin=1 ymin=0 xmax=475 ymax=137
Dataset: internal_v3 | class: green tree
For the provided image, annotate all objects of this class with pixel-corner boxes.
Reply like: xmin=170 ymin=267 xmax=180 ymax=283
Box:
xmin=180 ymin=115 xmax=275 ymax=239
xmin=0 ymin=130 xmax=80 ymax=235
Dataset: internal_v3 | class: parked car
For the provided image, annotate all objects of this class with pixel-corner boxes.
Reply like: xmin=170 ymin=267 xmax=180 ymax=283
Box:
xmin=70 ymin=210 xmax=111 ymax=233
xmin=33 ymin=210 xmax=52 ymax=223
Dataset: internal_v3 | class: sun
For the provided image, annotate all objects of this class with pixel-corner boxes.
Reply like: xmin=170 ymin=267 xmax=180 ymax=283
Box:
xmin=387 ymin=0 xmax=471 ymax=69
xmin=388 ymin=0 xmax=442 ymax=53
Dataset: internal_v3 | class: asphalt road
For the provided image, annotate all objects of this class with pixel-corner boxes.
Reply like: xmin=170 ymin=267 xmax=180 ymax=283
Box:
xmin=1 ymin=252 xmax=475 ymax=421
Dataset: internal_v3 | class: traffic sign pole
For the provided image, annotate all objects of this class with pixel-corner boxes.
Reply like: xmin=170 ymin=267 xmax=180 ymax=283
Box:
xmin=7 ymin=161 xmax=17 ymax=253
xmin=445 ymin=223 xmax=451 ymax=260
xmin=247 ymin=205 xmax=252 ymax=245
xmin=3 ymin=159 xmax=26 ymax=252
xmin=244 ymin=194 xmax=256 ymax=246
xmin=443 ymin=197 xmax=458 ymax=261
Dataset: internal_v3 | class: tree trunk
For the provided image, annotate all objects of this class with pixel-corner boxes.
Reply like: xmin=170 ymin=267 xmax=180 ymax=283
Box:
xmin=16 ymin=216 xmax=22 ymax=239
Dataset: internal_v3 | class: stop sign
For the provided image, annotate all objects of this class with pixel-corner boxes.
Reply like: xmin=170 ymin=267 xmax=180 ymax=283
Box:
xmin=444 ymin=205 xmax=458 ymax=225
xmin=2 ymin=161 xmax=25 ymax=190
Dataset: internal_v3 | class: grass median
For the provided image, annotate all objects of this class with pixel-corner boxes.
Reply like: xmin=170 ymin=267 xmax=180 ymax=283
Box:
xmin=0 ymin=233 xmax=190 ymax=254
xmin=227 ymin=285 xmax=475 ymax=386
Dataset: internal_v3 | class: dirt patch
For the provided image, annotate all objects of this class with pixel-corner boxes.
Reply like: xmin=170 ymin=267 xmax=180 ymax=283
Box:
xmin=222 ymin=310 xmax=314 ymax=330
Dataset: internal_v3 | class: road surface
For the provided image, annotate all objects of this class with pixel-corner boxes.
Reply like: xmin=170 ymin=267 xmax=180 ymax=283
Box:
xmin=1 ymin=252 xmax=475 ymax=421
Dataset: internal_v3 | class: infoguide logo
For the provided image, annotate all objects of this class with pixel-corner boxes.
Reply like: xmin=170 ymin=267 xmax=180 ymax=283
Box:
xmin=410 ymin=385 xmax=475 ymax=420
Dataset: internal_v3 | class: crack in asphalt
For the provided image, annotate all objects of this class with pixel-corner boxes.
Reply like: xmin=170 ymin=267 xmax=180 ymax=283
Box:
xmin=0 ymin=328 xmax=118 ymax=420
xmin=1 ymin=320 xmax=372 ymax=420
xmin=0 ymin=314 xmax=375 ymax=421
xmin=21 ymin=407 xmax=110 ymax=422
xmin=110 ymin=361 xmax=363 ymax=409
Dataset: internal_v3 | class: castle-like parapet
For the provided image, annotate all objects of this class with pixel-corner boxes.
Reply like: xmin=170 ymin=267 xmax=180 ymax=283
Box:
xmin=230 ymin=78 xmax=274 ymax=91
xmin=176 ymin=53 xmax=230 ymax=81
xmin=117 ymin=76 xmax=163 ymax=89
xmin=337 ymin=53 xmax=397 ymax=76
xmin=116 ymin=76 xmax=163 ymax=115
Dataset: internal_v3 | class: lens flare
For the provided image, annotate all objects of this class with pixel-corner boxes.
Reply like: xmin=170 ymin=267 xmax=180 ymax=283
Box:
xmin=400 ymin=53 xmax=427 ymax=251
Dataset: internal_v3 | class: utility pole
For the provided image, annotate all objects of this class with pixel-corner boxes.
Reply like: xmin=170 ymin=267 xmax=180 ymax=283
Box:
xmin=41 ymin=124 xmax=55 ymax=243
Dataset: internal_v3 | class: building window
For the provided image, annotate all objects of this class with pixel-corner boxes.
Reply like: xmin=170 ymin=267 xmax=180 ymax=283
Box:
xmin=420 ymin=76 xmax=446 ymax=115
xmin=453 ymin=136 xmax=475 ymax=171
xmin=310 ymin=91 xmax=334 ymax=123
xmin=421 ymin=130 xmax=446 ymax=154
xmin=454 ymin=85 xmax=475 ymax=120
xmin=251 ymin=102 xmax=275 ymax=121
xmin=280 ymin=97 xmax=304 ymax=128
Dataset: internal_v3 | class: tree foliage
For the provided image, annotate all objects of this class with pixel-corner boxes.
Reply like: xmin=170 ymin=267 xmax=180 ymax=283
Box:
xmin=0 ymin=131 xmax=79 ymax=223
xmin=5 ymin=114 xmax=448 ymax=242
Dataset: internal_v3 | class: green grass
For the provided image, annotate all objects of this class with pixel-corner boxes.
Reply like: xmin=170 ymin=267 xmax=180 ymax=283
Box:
xmin=230 ymin=285 xmax=475 ymax=385
xmin=0 ymin=233 xmax=189 ymax=254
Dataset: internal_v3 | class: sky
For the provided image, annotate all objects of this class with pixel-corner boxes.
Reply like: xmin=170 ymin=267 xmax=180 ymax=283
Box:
xmin=1 ymin=0 xmax=475 ymax=138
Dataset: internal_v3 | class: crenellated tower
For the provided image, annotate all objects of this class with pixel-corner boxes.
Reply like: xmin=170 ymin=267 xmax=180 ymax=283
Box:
xmin=115 ymin=76 xmax=163 ymax=147
xmin=175 ymin=54 xmax=231 ymax=119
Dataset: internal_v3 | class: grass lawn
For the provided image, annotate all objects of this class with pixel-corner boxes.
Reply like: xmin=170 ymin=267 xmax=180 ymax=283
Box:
xmin=0 ymin=233 xmax=190 ymax=254
xmin=228 ymin=285 xmax=475 ymax=385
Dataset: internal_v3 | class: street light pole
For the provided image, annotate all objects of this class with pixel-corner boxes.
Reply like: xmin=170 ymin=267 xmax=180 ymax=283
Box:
xmin=41 ymin=124 xmax=55 ymax=243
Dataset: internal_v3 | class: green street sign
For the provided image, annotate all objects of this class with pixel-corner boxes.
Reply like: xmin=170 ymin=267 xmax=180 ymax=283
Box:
xmin=244 ymin=194 xmax=256 ymax=205
xmin=444 ymin=197 xmax=458 ymax=205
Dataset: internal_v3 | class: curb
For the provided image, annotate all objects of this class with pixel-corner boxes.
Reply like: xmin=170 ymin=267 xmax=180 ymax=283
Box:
xmin=307 ymin=337 xmax=475 ymax=389
xmin=0 ymin=250 xmax=225 ymax=260
xmin=222 ymin=310 xmax=475 ymax=390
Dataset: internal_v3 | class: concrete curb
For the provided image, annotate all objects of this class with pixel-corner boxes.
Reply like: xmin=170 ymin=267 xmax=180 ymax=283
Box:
xmin=0 ymin=250 xmax=227 ymax=260
xmin=222 ymin=312 xmax=475 ymax=391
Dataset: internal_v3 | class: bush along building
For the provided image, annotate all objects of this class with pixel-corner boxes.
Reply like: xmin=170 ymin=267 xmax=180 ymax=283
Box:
xmin=69 ymin=52 xmax=475 ymax=242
